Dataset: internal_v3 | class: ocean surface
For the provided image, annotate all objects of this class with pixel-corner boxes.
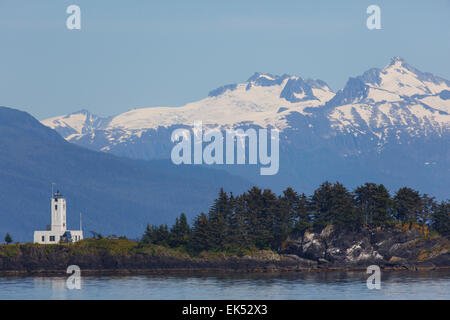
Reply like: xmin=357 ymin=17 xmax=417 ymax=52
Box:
xmin=0 ymin=270 xmax=449 ymax=300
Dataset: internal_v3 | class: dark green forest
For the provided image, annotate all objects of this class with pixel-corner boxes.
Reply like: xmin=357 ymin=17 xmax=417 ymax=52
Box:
xmin=141 ymin=182 xmax=450 ymax=254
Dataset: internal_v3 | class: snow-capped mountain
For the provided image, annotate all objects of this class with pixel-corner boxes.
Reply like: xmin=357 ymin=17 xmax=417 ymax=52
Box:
xmin=43 ymin=109 xmax=111 ymax=142
xmin=44 ymin=72 xmax=334 ymax=146
xmin=326 ymin=57 xmax=449 ymax=144
xmin=42 ymin=57 xmax=450 ymax=198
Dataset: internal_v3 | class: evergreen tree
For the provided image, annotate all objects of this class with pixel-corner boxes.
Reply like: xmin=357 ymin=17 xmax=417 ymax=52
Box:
xmin=309 ymin=181 xmax=333 ymax=230
xmin=278 ymin=188 xmax=310 ymax=242
xmin=242 ymin=187 xmax=278 ymax=249
xmin=354 ymin=183 xmax=393 ymax=227
xmin=189 ymin=213 xmax=211 ymax=253
xmin=140 ymin=182 xmax=446 ymax=254
xmin=208 ymin=188 xmax=230 ymax=250
xmin=419 ymin=194 xmax=436 ymax=227
xmin=179 ymin=213 xmax=190 ymax=236
xmin=261 ymin=189 xmax=278 ymax=248
xmin=331 ymin=182 xmax=359 ymax=228
xmin=4 ymin=233 xmax=12 ymax=245
xmin=225 ymin=194 xmax=250 ymax=250
xmin=293 ymin=192 xmax=311 ymax=235
xmin=431 ymin=201 xmax=450 ymax=237
xmin=141 ymin=224 xmax=170 ymax=246
xmin=169 ymin=213 xmax=191 ymax=247
xmin=242 ymin=187 xmax=263 ymax=248
xmin=274 ymin=190 xmax=295 ymax=247
xmin=310 ymin=181 xmax=359 ymax=230
xmin=394 ymin=187 xmax=422 ymax=223
xmin=140 ymin=224 xmax=153 ymax=245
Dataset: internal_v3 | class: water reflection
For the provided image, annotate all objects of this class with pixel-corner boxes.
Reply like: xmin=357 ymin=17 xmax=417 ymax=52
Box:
xmin=0 ymin=270 xmax=449 ymax=300
xmin=33 ymin=277 xmax=69 ymax=299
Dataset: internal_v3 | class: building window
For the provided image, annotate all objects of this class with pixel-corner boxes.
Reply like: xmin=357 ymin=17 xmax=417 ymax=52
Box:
xmin=50 ymin=236 xmax=55 ymax=242
xmin=41 ymin=236 xmax=45 ymax=242
xmin=55 ymin=205 xmax=58 ymax=210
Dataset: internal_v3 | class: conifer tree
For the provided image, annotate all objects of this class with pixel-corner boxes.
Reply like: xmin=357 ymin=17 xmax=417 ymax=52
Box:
xmin=260 ymin=189 xmax=278 ymax=248
xmin=4 ymin=233 xmax=12 ymax=245
xmin=394 ymin=187 xmax=422 ymax=223
xmin=310 ymin=181 xmax=358 ymax=230
xmin=431 ymin=201 xmax=450 ymax=237
xmin=277 ymin=188 xmax=309 ymax=245
xmin=242 ymin=187 xmax=263 ymax=248
xmin=140 ymin=182 xmax=446 ymax=254
xmin=169 ymin=213 xmax=191 ymax=247
xmin=190 ymin=213 xmax=211 ymax=253
xmin=293 ymin=192 xmax=311 ymax=235
xmin=224 ymin=194 xmax=248 ymax=250
xmin=140 ymin=224 xmax=153 ymax=245
xmin=208 ymin=188 xmax=230 ymax=250
xmin=419 ymin=194 xmax=436 ymax=227
xmin=141 ymin=224 xmax=170 ymax=246
xmin=242 ymin=187 xmax=278 ymax=249
xmin=354 ymin=183 xmax=393 ymax=227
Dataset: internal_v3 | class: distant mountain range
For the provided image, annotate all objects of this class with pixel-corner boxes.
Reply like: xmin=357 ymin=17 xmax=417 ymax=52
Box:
xmin=0 ymin=107 xmax=250 ymax=241
xmin=42 ymin=57 xmax=450 ymax=199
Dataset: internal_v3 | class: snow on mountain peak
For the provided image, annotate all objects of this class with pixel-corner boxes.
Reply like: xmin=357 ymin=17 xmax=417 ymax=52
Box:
xmin=380 ymin=57 xmax=450 ymax=96
xmin=42 ymin=58 xmax=450 ymax=149
xmin=388 ymin=56 xmax=406 ymax=66
xmin=209 ymin=72 xmax=333 ymax=105
xmin=326 ymin=57 xmax=450 ymax=137
xmin=246 ymin=72 xmax=288 ymax=83
xmin=43 ymin=71 xmax=335 ymax=142
xmin=326 ymin=57 xmax=450 ymax=107
xmin=42 ymin=109 xmax=107 ymax=140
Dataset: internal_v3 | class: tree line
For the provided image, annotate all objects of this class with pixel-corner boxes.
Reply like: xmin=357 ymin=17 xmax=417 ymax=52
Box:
xmin=140 ymin=182 xmax=450 ymax=254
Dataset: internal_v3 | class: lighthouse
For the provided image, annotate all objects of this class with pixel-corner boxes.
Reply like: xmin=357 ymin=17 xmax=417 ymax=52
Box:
xmin=33 ymin=190 xmax=83 ymax=244
xmin=51 ymin=191 xmax=66 ymax=232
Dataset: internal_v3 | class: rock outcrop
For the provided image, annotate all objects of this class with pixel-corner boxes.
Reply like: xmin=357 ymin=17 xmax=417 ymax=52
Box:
xmin=282 ymin=225 xmax=450 ymax=270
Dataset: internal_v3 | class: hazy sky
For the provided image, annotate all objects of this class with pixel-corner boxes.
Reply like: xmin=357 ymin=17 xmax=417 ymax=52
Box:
xmin=0 ymin=0 xmax=449 ymax=119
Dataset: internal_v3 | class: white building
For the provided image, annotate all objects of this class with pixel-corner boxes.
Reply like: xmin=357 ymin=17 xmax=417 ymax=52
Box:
xmin=34 ymin=191 xmax=83 ymax=244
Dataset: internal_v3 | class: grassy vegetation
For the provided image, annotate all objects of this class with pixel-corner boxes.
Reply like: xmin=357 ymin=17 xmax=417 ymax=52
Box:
xmin=69 ymin=238 xmax=139 ymax=255
xmin=0 ymin=238 xmax=266 ymax=261
xmin=0 ymin=244 xmax=21 ymax=258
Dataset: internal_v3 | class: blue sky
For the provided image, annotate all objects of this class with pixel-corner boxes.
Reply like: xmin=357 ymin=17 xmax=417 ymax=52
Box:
xmin=0 ymin=0 xmax=449 ymax=119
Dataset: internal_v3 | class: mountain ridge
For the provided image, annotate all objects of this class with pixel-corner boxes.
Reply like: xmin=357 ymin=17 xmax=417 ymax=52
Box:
xmin=40 ymin=57 xmax=450 ymax=199
xmin=43 ymin=57 xmax=450 ymax=137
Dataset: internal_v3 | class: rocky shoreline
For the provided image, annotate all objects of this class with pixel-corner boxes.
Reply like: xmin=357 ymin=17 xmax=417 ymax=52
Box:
xmin=1 ymin=226 xmax=448 ymax=276
xmin=280 ymin=225 xmax=450 ymax=270
xmin=2 ymin=266 xmax=450 ymax=277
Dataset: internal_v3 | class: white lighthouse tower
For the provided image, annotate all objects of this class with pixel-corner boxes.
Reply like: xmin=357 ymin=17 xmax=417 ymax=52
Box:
xmin=51 ymin=191 xmax=66 ymax=233
xmin=33 ymin=190 xmax=83 ymax=244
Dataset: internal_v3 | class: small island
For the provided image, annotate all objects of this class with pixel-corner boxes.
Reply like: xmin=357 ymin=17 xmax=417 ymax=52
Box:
xmin=1 ymin=182 xmax=449 ymax=275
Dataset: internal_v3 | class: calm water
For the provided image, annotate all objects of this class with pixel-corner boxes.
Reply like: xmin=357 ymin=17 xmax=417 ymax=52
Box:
xmin=0 ymin=270 xmax=449 ymax=300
